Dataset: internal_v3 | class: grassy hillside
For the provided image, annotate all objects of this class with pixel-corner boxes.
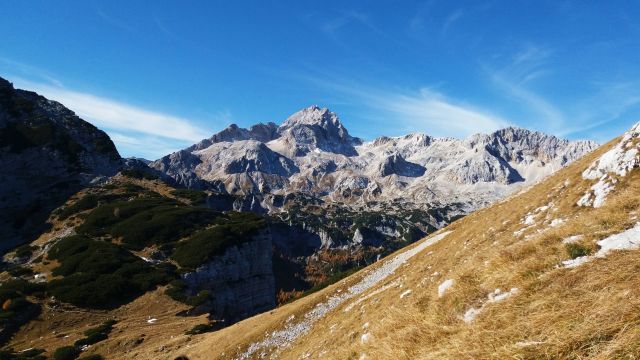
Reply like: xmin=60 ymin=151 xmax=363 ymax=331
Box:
xmin=145 ymin=127 xmax=640 ymax=359
xmin=0 ymin=175 xmax=269 ymax=359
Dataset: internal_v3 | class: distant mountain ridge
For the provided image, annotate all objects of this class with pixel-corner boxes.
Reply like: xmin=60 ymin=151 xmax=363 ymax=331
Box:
xmin=151 ymin=105 xmax=598 ymax=213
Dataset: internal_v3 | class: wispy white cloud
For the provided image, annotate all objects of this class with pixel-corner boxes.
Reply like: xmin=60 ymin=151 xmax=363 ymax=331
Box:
xmin=559 ymin=82 xmax=640 ymax=137
xmin=303 ymin=75 xmax=510 ymax=138
xmin=485 ymin=45 xmax=567 ymax=130
xmin=109 ymin=132 xmax=188 ymax=160
xmin=9 ymin=77 xmax=213 ymax=159
xmin=152 ymin=13 xmax=179 ymax=42
xmin=490 ymin=70 xmax=566 ymax=127
xmin=382 ymin=89 xmax=510 ymax=136
xmin=13 ymin=79 xmax=209 ymax=141
xmin=485 ymin=44 xmax=640 ymax=139
xmin=408 ymin=0 xmax=434 ymax=33
xmin=0 ymin=58 xmax=64 ymax=87
xmin=96 ymin=9 xmax=137 ymax=34
xmin=316 ymin=10 xmax=408 ymax=52
xmin=441 ymin=9 xmax=464 ymax=36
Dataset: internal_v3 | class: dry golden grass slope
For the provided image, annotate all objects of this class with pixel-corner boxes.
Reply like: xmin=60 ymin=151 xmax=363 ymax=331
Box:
xmin=139 ymin=122 xmax=640 ymax=360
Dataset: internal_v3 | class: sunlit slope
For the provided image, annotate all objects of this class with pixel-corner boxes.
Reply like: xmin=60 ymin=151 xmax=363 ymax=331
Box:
xmin=160 ymin=123 xmax=640 ymax=360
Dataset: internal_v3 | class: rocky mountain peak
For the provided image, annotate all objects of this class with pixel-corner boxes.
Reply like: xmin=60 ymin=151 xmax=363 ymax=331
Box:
xmin=0 ymin=77 xmax=12 ymax=90
xmin=274 ymin=105 xmax=361 ymax=156
xmin=187 ymin=122 xmax=279 ymax=152
xmin=280 ymin=105 xmax=335 ymax=128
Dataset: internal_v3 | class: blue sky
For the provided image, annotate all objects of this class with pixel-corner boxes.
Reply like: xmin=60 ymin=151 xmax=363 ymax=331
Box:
xmin=1 ymin=1 xmax=639 ymax=159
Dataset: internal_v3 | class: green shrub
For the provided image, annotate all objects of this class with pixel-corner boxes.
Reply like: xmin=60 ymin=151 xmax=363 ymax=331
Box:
xmin=0 ymin=348 xmax=46 ymax=360
xmin=0 ymin=295 xmax=41 ymax=344
xmin=14 ymin=244 xmax=37 ymax=258
xmin=92 ymin=134 xmax=117 ymax=155
xmin=171 ymin=213 xmax=265 ymax=269
xmin=74 ymin=332 xmax=107 ymax=346
xmin=7 ymin=265 xmax=34 ymax=277
xmin=0 ymin=279 xmax=44 ymax=320
xmin=47 ymin=236 xmax=171 ymax=309
xmin=0 ymin=122 xmax=84 ymax=165
xmin=0 ymin=122 xmax=53 ymax=152
xmin=58 ymin=191 xmax=146 ymax=221
xmin=84 ymin=319 xmax=117 ymax=337
xmin=186 ymin=290 xmax=210 ymax=307
xmin=74 ymin=320 xmax=117 ymax=347
xmin=165 ymin=280 xmax=188 ymax=303
xmin=120 ymin=183 xmax=145 ymax=193
xmin=56 ymin=195 xmax=99 ymax=220
xmin=185 ymin=323 xmax=216 ymax=335
xmin=565 ymin=243 xmax=592 ymax=259
xmin=77 ymin=198 xmax=219 ymax=249
xmin=171 ymin=189 xmax=207 ymax=204
xmin=164 ymin=281 xmax=210 ymax=306
xmin=53 ymin=346 xmax=80 ymax=360
xmin=0 ymin=279 xmax=45 ymax=295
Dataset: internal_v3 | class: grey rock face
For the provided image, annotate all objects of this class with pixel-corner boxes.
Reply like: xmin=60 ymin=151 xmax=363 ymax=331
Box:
xmin=150 ymin=149 xmax=224 ymax=190
xmin=449 ymin=152 xmax=522 ymax=184
xmin=0 ymin=77 xmax=122 ymax=251
xmin=276 ymin=105 xmax=362 ymax=157
xmin=187 ymin=122 xmax=279 ymax=152
xmin=377 ymin=154 xmax=426 ymax=177
xmin=181 ymin=231 xmax=275 ymax=322
xmin=200 ymin=141 xmax=298 ymax=176
xmin=468 ymin=127 xmax=598 ymax=165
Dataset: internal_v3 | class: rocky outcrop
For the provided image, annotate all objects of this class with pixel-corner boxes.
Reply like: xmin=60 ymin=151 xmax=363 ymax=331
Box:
xmin=197 ymin=141 xmax=298 ymax=176
xmin=0 ymin=77 xmax=122 ymax=252
xmin=467 ymin=127 xmax=599 ymax=166
xmin=376 ymin=153 xmax=426 ymax=177
xmin=274 ymin=105 xmax=362 ymax=157
xmin=187 ymin=122 xmax=279 ymax=152
xmin=181 ymin=230 xmax=275 ymax=323
xmin=150 ymin=150 xmax=209 ymax=189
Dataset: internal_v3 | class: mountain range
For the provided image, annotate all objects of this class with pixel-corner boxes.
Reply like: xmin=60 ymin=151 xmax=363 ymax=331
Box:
xmin=151 ymin=105 xmax=597 ymax=215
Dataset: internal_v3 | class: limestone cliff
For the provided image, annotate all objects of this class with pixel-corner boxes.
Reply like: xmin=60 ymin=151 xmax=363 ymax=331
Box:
xmin=181 ymin=230 xmax=275 ymax=323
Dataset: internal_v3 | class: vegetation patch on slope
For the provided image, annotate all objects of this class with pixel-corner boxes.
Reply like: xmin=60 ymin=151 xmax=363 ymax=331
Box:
xmin=170 ymin=188 xmax=208 ymax=205
xmin=0 ymin=347 xmax=46 ymax=360
xmin=0 ymin=279 xmax=44 ymax=345
xmin=46 ymin=235 xmax=172 ymax=309
xmin=171 ymin=212 xmax=266 ymax=269
xmin=77 ymin=197 xmax=219 ymax=250
xmin=74 ymin=320 xmax=117 ymax=347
